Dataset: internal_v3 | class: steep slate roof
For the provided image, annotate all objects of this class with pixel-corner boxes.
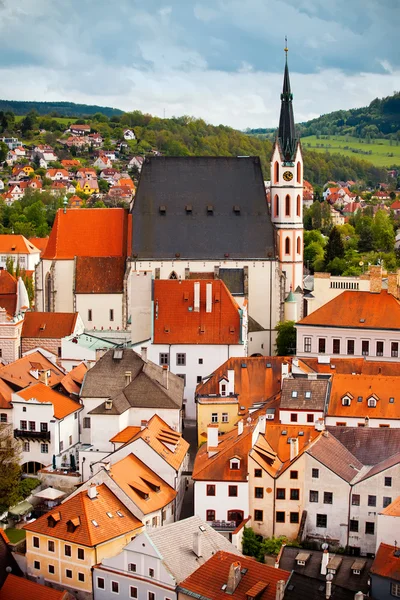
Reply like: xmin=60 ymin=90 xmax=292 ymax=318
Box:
xmin=42 ymin=208 xmax=132 ymax=260
xmin=0 ymin=235 xmax=40 ymax=254
xmin=0 ymin=270 xmax=17 ymax=316
xmin=21 ymin=311 xmax=78 ymax=339
xmin=0 ymin=574 xmax=68 ymax=600
xmin=0 ymin=350 xmax=65 ymax=390
xmin=280 ymin=377 xmax=329 ymax=411
xmin=328 ymin=374 xmax=400 ymax=420
xmin=297 ymin=290 xmax=400 ymax=330
xmin=75 ymin=256 xmax=126 ymax=294
xmin=327 ymin=427 xmax=400 ymax=465
xmin=306 ymin=432 xmax=363 ymax=483
xmin=24 ymin=483 xmax=142 ymax=546
xmin=177 ymin=550 xmax=290 ymax=600
xmin=132 ymin=156 xmax=275 ymax=260
xmin=15 ymin=382 xmax=81 ymax=419
xmin=370 ymin=543 xmax=400 ymax=582
xmin=153 ymin=279 xmax=241 ymax=345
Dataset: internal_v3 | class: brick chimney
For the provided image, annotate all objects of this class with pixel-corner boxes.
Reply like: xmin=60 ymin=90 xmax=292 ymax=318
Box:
xmin=275 ymin=580 xmax=285 ymax=600
xmin=226 ymin=561 xmax=242 ymax=594
xmin=387 ymin=272 xmax=399 ymax=298
xmin=369 ymin=266 xmax=382 ymax=293
xmin=39 ymin=370 xmax=48 ymax=386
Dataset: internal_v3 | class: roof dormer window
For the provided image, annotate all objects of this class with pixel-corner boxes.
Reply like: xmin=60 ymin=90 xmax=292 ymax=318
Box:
xmin=305 ymin=391 xmax=311 ymax=399
xmin=230 ymin=458 xmax=240 ymax=470
xmin=291 ymin=391 xmax=298 ymax=398
xmin=367 ymin=397 xmax=377 ymax=408
xmin=342 ymin=396 xmax=351 ymax=406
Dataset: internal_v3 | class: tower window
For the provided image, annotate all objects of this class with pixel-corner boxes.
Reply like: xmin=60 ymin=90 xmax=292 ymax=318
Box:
xmin=274 ymin=161 xmax=279 ymax=184
xmin=285 ymin=236 xmax=290 ymax=255
xmin=274 ymin=194 xmax=279 ymax=217
xmin=285 ymin=195 xmax=291 ymax=217
xmin=297 ymin=161 xmax=302 ymax=183
xmin=297 ymin=194 xmax=301 ymax=216
xmin=297 ymin=236 xmax=301 ymax=254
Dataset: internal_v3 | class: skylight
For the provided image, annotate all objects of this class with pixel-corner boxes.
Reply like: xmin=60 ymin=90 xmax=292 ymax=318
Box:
xmin=91 ymin=520 xmax=99 ymax=527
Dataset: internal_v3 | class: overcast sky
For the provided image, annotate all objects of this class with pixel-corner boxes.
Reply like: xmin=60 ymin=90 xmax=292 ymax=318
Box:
xmin=0 ymin=0 xmax=399 ymax=129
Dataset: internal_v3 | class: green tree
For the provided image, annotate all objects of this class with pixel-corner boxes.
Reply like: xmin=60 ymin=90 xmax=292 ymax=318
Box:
xmin=372 ymin=210 xmax=395 ymax=252
xmin=0 ymin=141 xmax=8 ymax=162
xmin=275 ymin=321 xmax=296 ymax=356
xmin=0 ymin=426 xmax=22 ymax=513
xmin=5 ymin=256 xmax=14 ymax=276
xmin=260 ymin=536 xmax=288 ymax=557
xmin=242 ymin=527 xmax=262 ymax=559
xmin=324 ymin=226 xmax=345 ymax=264
xmin=98 ymin=179 xmax=109 ymax=193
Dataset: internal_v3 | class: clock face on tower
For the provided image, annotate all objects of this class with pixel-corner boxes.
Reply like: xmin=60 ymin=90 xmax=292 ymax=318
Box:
xmin=283 ymin=171 xmax=293 ymax=182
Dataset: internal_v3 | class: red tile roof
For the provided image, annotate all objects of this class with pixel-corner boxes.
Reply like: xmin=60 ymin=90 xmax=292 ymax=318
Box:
xmin=75 ymin=256 xmax=126 ymax=293
xmin=0 ymin=270 xmax=17 ymax=316
xmin=391 ymin=200 xmax=400 ymax=210
xmin=22 ymin=311 xmax=78 ymax=339
xmin=178 ymin=551 xmax=290 ymax=600
xmin=299 ymin=357 xmax=400 ymax=376
xmin=328 ymin=374 xmax=400 ymax=420
xmin=381 ymin=496 xmax=400 ymax=517
xmin=28 ymin=237 xmax=48 ymax=254
xmin=0 ymin=574 xmax=69 ymax=600
xmin=16 ymin=382 xmax=81 ymax=419
xmin=370 ymin=543 xmax=400 ymax=581
xmin=298 ymin=290 xmax=400 ymax=330
xmin=153 ymin=280 xmax=241 ymax=345
xmin=0 ymin=235 xmax=40 ymax=254
xmin=42 ymin=208 xmax=131 ymax=260
xmin=0 ymin=350 xmax=65 ymax=389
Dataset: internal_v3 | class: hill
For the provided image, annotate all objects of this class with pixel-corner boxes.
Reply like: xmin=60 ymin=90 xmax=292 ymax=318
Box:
xmin=302 ymin=135 xmax=400 ymax=168
xmin=0 ymin=100 xmax=123 ymax=118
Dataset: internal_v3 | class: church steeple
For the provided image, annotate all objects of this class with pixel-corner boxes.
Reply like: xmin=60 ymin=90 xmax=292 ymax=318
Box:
xmin=278 ymin=41 xmax=297 ymax=164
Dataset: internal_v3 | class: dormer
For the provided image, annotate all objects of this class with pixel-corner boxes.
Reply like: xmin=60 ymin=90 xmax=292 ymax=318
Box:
xmin=66 ymin=517 xmax=80 ymax=533
xmin=295 ymin=552 xmax=310 ymax=567
xmin=219 ymin=376 xmax=228 ymax=396
xmin=47 ymin=512 xmax=61 ymax=528
xmin=367 ymin=394 xmax=378 ymax=408
xmin=341 ymin=393 xmax=353 ymax=406
xmin=230 ymin=457 xmax=241 ymax=470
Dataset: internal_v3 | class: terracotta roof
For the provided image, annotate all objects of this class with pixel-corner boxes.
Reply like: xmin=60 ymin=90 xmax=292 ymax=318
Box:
xmin=118 ymin=177 xmax=135 ymax=190
xmin=391 ymin=200 xmax=400 ymax=210
xmin=28 ymin=237 xmax=48 ymax=253
xmin=109 ymin=454 xmax=176 ymax=514
xmin=280 ymin=377 xmax=329 ymax=411
xmin=0 ymin=574 xmax=68 ymax=600
xmin=153 ymin=280 xmax=241 ymax=345
xmin=298 ymin=290 xmax=400 ymax=330
xmin=0 ymin=379 xmax=14 ymax=409
xmin=178 ymin=551 xmax=290 ymax=600
xmin=306 ymin=432 xmax=363 ymax=483
xmin=0 ymin=351 xmax=65 ymax=389
xmin=0 ymin=235 xmax=40 ymax=254
xmin=46 ymin=169 xmax=69 ymax=178
xmin=370 ymin=543 xmax=400 ymax=581
xmin=381 ymin=495 xmax=400 ymax=517
xmin=22 ymin=311 xmax=78 ymax=339
xmin=42 ymin=208 xmax=131 ymax=260
xmin=75 ymin=256 xmax=126 ymax=294
xmin=61 ymin=159 xmax=80 ymax=168
xmin=328 ymin=426 xmax=400 ymax=465
xmin=328 ymin=374 xmax=400 ymax=420
xmin=59 ymin=363 xmax=87 ymax=395
xmin=0 ymin=270 xmax=17 ymax=317
xmin=16 ymin=382 xmax=81 ymax=419
xmin=298 ymin=357 xmax=400 ymax=376
xmin=132 ymin=414 xmax=189 ymax=471
xmin=109 ymin=426 xmax=141 ymax=444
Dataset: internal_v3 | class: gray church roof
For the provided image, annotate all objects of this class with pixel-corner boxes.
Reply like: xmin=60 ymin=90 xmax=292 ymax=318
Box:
xmin=131 ymin=156 xmax=276 ymax=260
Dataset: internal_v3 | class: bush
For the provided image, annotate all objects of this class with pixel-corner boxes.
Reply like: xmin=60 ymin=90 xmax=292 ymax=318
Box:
xmin=18 ymin=477 xmax=40 ymax=498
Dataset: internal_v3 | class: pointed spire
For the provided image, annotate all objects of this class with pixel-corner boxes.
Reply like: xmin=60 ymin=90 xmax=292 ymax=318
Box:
xmin=278 ymin=39 xmax=297 ymax=163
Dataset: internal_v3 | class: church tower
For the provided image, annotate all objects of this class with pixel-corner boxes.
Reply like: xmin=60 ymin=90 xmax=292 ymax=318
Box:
xmin=270 ymin=44 xmax=303 ymax=294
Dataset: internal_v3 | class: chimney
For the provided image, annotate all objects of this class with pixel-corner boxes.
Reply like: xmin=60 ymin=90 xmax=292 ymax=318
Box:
xmin=290 ymin=437 xmax=299 ymax=461
xmin=227 ymin=369 xmax=235 ymax=395
xmin=354 ymin=593 xmax=364 ymax=600
xmin=140 ymin=420 xmax=148 ymax=430
xmin=87 ymin=484 xmax=97 ymax=499
xmin=326 ymin=576 xmax=333 ymax=599
xmin=258 ymin=414 xmax=266 ymax=434
xmin=194 ymin=281 xmax=200 ymax=312
xmin=226 ymin=562 xmax=242 ymax=594
xmin=125 ymin=371 xmax=132 ymax=386
xmin=369 ymin=265 xmax=382 ymax=293
xmin=207 ymin=424 xmax=219 ymax=449
xmin=39 ymin=370 xmax=48 ymax=386
xmin=321 ymin=547 xmax=329 ymax=575
xmin=387 ymin=272 xmax=399 ymax=298
xmin=281 ymin=362 xmax=289 ymax=380
xmin=162 ymin=365 xmax=169 ymax=389
xmin=193 ymin=531 xmax=202 ymax=557
xmin=275 ymin=580 xmax=285 ymax=600
xmin=206 ymin=282 xmax=212 ymax=313
xmin=141 ymin=346 xmax=148 ymax=362
xmin=105 ymin=399 xmax=113 ymax=410
xmin=237 ymin=420 xmax=244 ymax=436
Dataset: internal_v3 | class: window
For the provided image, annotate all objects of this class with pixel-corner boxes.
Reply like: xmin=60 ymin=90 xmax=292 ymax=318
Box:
xmin=391 ymin=342 xmax=398 ymax=358
xmin=221 ymin=384 xmax=226 ymax=396
xmin=97 ymin=578 xmax=105 ymax=589
xmin=316 ymin=514 xmax=327 ymax=528
xmin=290 ymin=413 xmax=298 ymax=422
xmin=66 ymin=569 xmax=72 ymax=579
xmin=342 ymin=396 xmax=351 ymax=406
xmin=198 ymin=358 xmax=203 ymax=364
xmin=41 ymin=444 xmax=48 ymax=453
xmin=69 ymin=435 xmax=72 ymax=446
xmin=59 ymin=441 xmax=64 ymax=452
xmin=290 ymin=489 xmax=300 ymax=501
xmin=206 ymin=485 xmax=216 ymax=496
xmin=385 ymin=477 xmax=392 ymax=487
xmin=365 ymin=522 xmax=375 ymax=535
xmin=128 ymin=563 xmax=137 ymax=572
xmin=29 ymin=421 xmax=35 ymax=431
xmin=285 ymin=236 xmax=290 ymax=255
xmin=368 ymin=495 xmax=376 ymax=507
xmin=296 ymin=194 xmax=301 ymax=217
xmin=40 ymin=422 xmax=48 ymax=432
xmin=254 ymin=487 xmax=264 ymax=499
xmin=65 ymin=545 xmax=71 ymax=556
xmin=376 ymin=341 xmax=384 ymax=356
xmin=176 ymin=353 xmax=186 ymax=366
xmin=297 ymin=236 xmax=301 ymax=254
xmin=290 ymin=512 xmax=299 ymax=524
xmin=347 ymin=340 xmax=355 ymax=355
xmin=88 ymin=309 xmax=92 ymax=322
xmin=211 ymin=413 xmax=218 ymax=423
xmin=274 ymin=161 xmax=279 ymax=184
xmin=383 ymin=497 xmax=392 ymax=508
xmin=197 ymin=376 xmax=202 ymax=383
xmin=297 ymin=162 xmax=302 ymax=183
xmin=391 ymin=582 xmax=400 ymax=597
xmin=309 ymin=490 xmax=319 ymax=502
xmin=33 ymin=536 xmax=39 ymax=548
xmin=23 ymin=442 xmax=30 ymax=452
xmin=149 ymin=593 xmax=155 ymax=600
xmin=324 ymin=492 xmax=333 ymax=505
xmin=78 ymin=548 xmax=85 ymax=560
xmin=20 ymin=420 xmax=27 ymax=430
xmin=228 ymin=485 xmax=238 ymax=497
xmin=276 ymin=488 xmax=286 ymax=500
xmin=349 ymin=520 xmax=359 ymax=532
xmin=149 ymin=568 xmax=155 ymax=578
xmin=312 ymin=468 xmax=319 ymax=478
xmin=159 ymin=353 xmax=169 ymax=365
xmin=254 ymin=509 xmax=263 ymax=521
xmin=109 ymin=309 xmax=114 ymax=322
xmin=78 ymin=573 xmax=85 ymax=582
xmin=290 ymin=470 xmax=298 ymax=480
xmin=34 ymin=561 xmax=40 ymax=570
xmin=206 ymin=509 xmax=215 ymax=521
xmin=318 ymin=338 xmax=326 ymax=353
xmin=48 ymin=540 xmax=55 ymax=552
xmin=352 ymin=494 xmax=360 ymax=506
xmin=111 ymin=581 xmax=119 ymax=593
xmin=367 ymin=397 xmax=377 ymax=408
xmin=0 ymin=413 xmax=7 ymax=423
xmin=333 ymin=339 xmax=340 ymax=354
xmin=362 ymin=340 xmax=369 ymax=356
xmin=48 ymin=565 xmax=55 ymax=574
xmin=304 ymin=337 xmax=311 ymax=353
xmin=274 ymin=194 xmax=279 ymax=217
xmin=222 ymin=413 xmax=228 ymax=423
xmin=230 ymin=459 xmax=240 ymax=470
xmin=254 ymin=468 xmax=262 ymax=478
xmin=83 ymin=417 xmax=91 ymax=429
xmin=285 ymin=195 xmax=291 ymax=217
xmin=307 ymin=414 xmax=314 ymax=423
xmin=276 ymin=511 xmax=285 ymax=523
xmin=130 ymin=587 xmax=138 ymax=598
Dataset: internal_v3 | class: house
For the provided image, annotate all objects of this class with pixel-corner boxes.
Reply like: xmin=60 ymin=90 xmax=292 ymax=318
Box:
xmin=21 ymin=311 xmax=84 ymax=356
xmin=50 ymin=181 xmax=75 ymax=196
xmin=46 ymin=169 xmax=70 ymax=181
xmin=116 ymin=177 xmax=135 ymax=191
xmin=372 ymin=190 xmax=391 ymax=200
xmin=370 ymin=543 xmax=400 ymax=600
xmin=0 ymin=234 xmax=41 ymax=270
xmin=64 ymin=136 xmax=88 ymax=149
xmin=177 ymin=551 xmax=290 ymax=600
xmin=107 ymin=185 xmax=133 ymax=203
xmin=68 ymin=195 xmax=84 ymax=208
xmin=128 ymin=156 xmax=144 ymax=172
xmin=79 ymin=347 xmax=183 ymax=448
xmin=5 ymin=150 xmax=17 ymax=165
xmin=87 ymin=133 xmax=103 ymax=147
xmin=376 ymin=496 xmax=400 ymax=550
xmin=24 ymin=483 xmax=143 ymax=598
xmin=296 ymin=288 xmax=400 ymax=360
xmin=94 ymin=154 xmax=112 ymax=169
xmin=76 ymin=178 xmax=99 ymax=195
xmin=33 ymin=145 xmax=58 ymax=162
xmin=330 ymin=206 xmax=345 ymax=226
xmin=123 ymin=129 xmax=136 ymax=140
xmin=99 ymin=168 xmax=119 ymax=182
xmin=93 ymin=516 xmax=241 ymax=600
xmin=279 ymin=374 xmax=330 ymax=426
xmin=391 ymin=199 xmax=400 ymax=216
xmin=19 ymin=179 xmax=43 ymax=193
xmin=0 ymin=348 xmax=65 ymax=390
xmin=1 ymin=137 xmax=21 ymax=150
xmin=12 ymin=381 xmax=82 ymax=474
xmin=70 ymin=124 xmax=91 ymax=135
xmin=134 ymin=279 xmax=247 ymax=420
xmin=60 ymin=332 xmax=117 ymax=371
xmin=0 ymin=573 xmax=72 ymax=600
xmin=76 ymin=168 xmax=97 ymax=181
xmin=13 ymin=146 xmax=26 ymax=158
xmin=5 ymin=184 xmax=24 ymax=203
xmin=60 ymin=159 xmax=81 ymax=169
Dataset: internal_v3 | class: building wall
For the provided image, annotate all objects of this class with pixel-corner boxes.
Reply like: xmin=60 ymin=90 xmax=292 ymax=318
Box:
xmin=194 ymin=480 xmax=249 ymax=524
xmin=325 ymin=416 xmax=400 ymax=428
xmin=22 ymin=336 xmax=63 ymax=357
xmin=36 ymin=259 xmax=75 ymax=313
xmin=0 ymin=316 xmax=23 ymax=363
xmin=370 ymin=574 xmax=398 ymax=600
xmin=0 ymin=251 xmax=40 ymax=271
xmin=197 ymin=399 xmax=239 ymax=445
xmin=279 ymin=409 xmax=324 ymax=426
xmin=75 ymin=294 xmax=124 ymax=331
xmin=93 ymin=567 xmax=176 ymax=600
xmin=376 ymin=514 xmax=399 ymax=551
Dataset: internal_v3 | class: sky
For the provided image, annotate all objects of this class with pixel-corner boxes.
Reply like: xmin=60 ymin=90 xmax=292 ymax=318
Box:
xmin=0 ymin=0 xmax=399 ymax=129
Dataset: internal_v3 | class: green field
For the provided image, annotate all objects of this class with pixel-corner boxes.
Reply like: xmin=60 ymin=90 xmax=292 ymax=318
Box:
xmin=301 ymin=135 xmax=400 ymax=167
xmin=14 ymin=115 xmax=78 ymax=125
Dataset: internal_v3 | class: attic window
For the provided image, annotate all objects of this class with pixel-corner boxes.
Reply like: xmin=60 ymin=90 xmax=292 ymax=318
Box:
xmin=353 ymin=570 xmax=361 ymax=575
xmin=357 ymin=396 xmax=363 ymax=402
xmin=185 ymin=204 xmax=192 ymax=213
xmin=233 ymin=205 xmax=240 ymax=214
xmin=359 ymin=318 xmax=365 ymax=323
xmin=241 ymin=363 xmax=247 ymax=368
xmin=183 ymin=292 xmax=189 ymax=301
xmin=342 ymin=396 xmax=351 ymax=406
xmin=229 ymin=326 xmax=235 ymax=334
xmin=106 ymin=512 xmax=113 ymax=518
xmin=230 ymin=458 xmax=240 ymax=470
xmin=305 ymin=391 xmax=311 ymax=399
xmin=291 ymin=391 xmax=298 ymax=398
xmin=389 ymin=397 xmax=395 ymax=403
xmin=199 ymin=325 xmax=205 ymax=334
xmin=367 ymin=397 xmax=377 ymax=408
xmin=159 ymin=205 xmax=166 ymax=214
xmin=91 ymin=520 xmax=99 ymax=527
xmin=113 ymin=349 xmax=123 ymax=360
xmin=164 ymin=327 xmax=170 ymax=333
xmin=39 ymin=323 xmax=46 ymax=331
xmin=281 ymin=430 xmax=287 ymax=436
xmin=266 ymin=363 xmax=271 ymax=368
xmin=206 ymin=205 xmax=214 ymax=214
xmin=116 ymin=511 xmax=124 ymax=517
xmin=214 ymin=292 xmax=220 ymax=303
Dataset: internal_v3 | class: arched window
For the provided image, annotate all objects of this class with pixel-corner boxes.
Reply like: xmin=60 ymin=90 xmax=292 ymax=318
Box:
xmin=285 ymin=237 xmax=290 ymax=255
xmin=274 ymin=194 xmax=279 ymax=217
xmin=45 ymin=272 xmax=52 ymax=312
xmin=274 ymin=161 xmax=279 ymax=184
xmin=169 ymin=271 xmax=178 ymax=280
xmin=297 ymin=236 xmax=301 ymax=254
xmin=296 ymin=194 xmax=301 ymax=217
xmin=297 ymin=161 xmax=302 ymax=183
xmin=367 ymin=397 xmax=377 ymax=408
xmin=285 ymin=195 xmax=291 ymax=217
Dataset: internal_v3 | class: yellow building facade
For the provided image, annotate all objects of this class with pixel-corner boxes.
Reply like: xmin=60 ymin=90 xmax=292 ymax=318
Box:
xmin=197 ymin=397 xmax=240 ymax=445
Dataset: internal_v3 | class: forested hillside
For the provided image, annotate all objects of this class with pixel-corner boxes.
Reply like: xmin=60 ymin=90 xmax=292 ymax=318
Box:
xmin=0 ymin=100 xmax=123 ymax=118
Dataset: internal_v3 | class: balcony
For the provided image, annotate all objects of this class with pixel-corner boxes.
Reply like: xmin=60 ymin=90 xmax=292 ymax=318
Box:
xmin=211 ymin=520 xmax=237 ymax=532
xmin=14 ymin=429 xmax=51 ymax=441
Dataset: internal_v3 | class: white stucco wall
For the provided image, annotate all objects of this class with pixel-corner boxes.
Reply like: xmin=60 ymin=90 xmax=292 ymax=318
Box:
xmin=279 ymin=409 xmax=324 ymax=426
xmin=75 ymin=293 xmax=124 ymax=330
xmin=376 ymin=513 xmax=400 ymax=551
xmin=194 ymin=480 xmax=249 ymax=524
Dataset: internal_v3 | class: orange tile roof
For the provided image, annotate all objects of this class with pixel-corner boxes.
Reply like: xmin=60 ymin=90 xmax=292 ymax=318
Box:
xmin=42 ymin=208 xmax=131 ymax=260
xmin=0 ymin=270 xmax=17 ymax=317
xmin=61 ymin=159 xmax=81 ymax=168
xmin=59 ymin=362 xmax=87 ymax=395
xmin=22 ymin=311 xmax=78 ymax=339
xmin=118 ymin=178 xmax=135 ymax=190
xmin=28 ymin=237 xmax=48 ymax=254
xmin=24 ymin=483 xmax=142 ymax=546
xmin=16 ymin=382 xmax=81 ymax=419
xmin=298 ymin=290 xmax=400 ymax=330
xmin=0 ymin=235 xmax=40 ymax=254
xmin=153 ymin=280 xmax=241 ymax=345
xmin=0 ymin=379 xmax=14 ymax=409
xmin=109 ymin=454 xmax=176 ymax=514
xmin=0 ymin=574 xmax=68 ymax=600
xmin=132 ymin=414 xmax=189 ymax=471
xmin=178 ymin=551 xmax=290 ymax=600
xmin=298 ymin=357 xmax=400 ymax=376
xmin=381 ymin=496 xmax=400 ymax=517
xmin=370 ymin=543 xmax=400 ymax=581
xmin=75 ymin=256 xmax=126 ymax=293
xmin=0 ymin=350 xmax=65 ymax=389
xmin=328 ymin=374 xmax=400 ymax=420
xmin=46 ymin=169 xmax=69 ymax=178
xmin=110 ymin=426 xmax=141 ymax=444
